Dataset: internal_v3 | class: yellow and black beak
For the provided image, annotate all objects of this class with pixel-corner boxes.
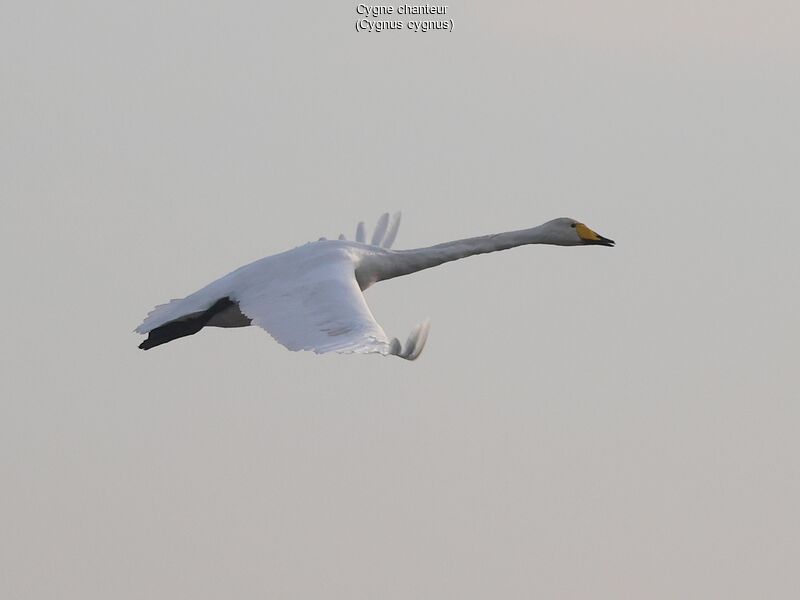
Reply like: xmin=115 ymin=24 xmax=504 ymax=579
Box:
xmin=576 ymin=223 xmax=615 ymax=247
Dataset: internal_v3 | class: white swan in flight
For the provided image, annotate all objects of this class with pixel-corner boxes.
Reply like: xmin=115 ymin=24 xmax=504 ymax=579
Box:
xmin=136 ymin=214 xmax=614 ymax=360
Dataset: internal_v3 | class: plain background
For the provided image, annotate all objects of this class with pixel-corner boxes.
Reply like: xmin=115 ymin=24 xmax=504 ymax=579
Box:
xmin=2 ymin=1 xmax=798 ymax=598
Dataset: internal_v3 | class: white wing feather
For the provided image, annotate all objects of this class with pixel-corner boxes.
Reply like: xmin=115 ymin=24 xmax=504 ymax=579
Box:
xmin=338 ymin=213 xmax=401 ymax=248
xmin=382 ymin=212 xmax=401 ymax=248
xmin=370 ymin=213 xmax=390 ymax=246
xmin=236 ymin=256 xmax=395 ymax=355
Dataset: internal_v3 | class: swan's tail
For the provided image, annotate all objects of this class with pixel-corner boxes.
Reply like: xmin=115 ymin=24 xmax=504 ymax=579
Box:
xmin=138 ymin=297 xmax=235 ymax=350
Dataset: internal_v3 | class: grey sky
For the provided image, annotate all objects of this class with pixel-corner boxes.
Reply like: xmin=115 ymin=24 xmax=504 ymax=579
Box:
xmin=2 ymin=1 xmax=798 ymax=598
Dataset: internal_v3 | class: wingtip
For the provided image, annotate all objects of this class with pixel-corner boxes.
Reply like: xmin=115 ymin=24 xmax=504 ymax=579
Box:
xmin=382 ymin=211 xmax=402 ymax=248
xmin=399 ymin=318 xmax=431 ymax=361
xmin=370 ymin=213 xmax=390 ymax=246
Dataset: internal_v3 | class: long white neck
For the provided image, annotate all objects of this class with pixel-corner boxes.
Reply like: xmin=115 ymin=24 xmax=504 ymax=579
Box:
xmin=358 ymin=223 xmax=553 ymax=286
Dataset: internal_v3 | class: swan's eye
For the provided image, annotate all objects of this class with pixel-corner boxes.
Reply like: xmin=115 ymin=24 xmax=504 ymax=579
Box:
xmin=570 ymin=223 xmax=576 ymax=228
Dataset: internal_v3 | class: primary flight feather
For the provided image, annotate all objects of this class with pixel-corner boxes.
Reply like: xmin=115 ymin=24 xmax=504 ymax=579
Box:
xmin=136 ymin=213 xmax=614 ymax=360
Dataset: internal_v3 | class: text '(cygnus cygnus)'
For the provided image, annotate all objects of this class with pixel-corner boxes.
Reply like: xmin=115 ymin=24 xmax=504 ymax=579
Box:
xmin=136 ymin=214 xmax=614 ymax=360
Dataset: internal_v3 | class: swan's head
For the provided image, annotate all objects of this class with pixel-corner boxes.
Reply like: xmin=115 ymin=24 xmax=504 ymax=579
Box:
xmin=542 ymin=218 xmax=615 ymax=247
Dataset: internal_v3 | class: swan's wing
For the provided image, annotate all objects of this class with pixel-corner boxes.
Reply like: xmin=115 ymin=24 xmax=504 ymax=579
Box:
xmin=236 ymin=259 xmax=425 ymax=357
xmin=339 ymin=212 xmax=401 ymax=249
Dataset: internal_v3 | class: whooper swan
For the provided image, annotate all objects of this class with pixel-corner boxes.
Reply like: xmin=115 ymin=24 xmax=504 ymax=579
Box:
xmin=136 ymin=214 xmax=614 ymax=360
